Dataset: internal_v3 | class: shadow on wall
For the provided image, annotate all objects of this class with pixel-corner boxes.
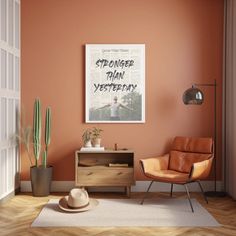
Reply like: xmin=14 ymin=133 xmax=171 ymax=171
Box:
xmin=50 ymin=149 xmax=76 ymax=180
xmin=156 ymin=87 xmax=179 ymax=118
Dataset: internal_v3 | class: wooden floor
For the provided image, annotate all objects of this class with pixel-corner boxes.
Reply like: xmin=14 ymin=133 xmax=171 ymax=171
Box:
xmin=0 ymin=192 xmax=236 ymax=236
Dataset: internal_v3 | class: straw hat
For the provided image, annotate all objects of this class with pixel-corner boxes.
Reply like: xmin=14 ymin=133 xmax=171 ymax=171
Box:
xmin=58 ymin=188 xmax=99 ymax=212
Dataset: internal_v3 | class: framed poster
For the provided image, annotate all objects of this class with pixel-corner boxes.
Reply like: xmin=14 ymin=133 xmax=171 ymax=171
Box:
xmin=86 ymin=44 xmax=145 ymax=123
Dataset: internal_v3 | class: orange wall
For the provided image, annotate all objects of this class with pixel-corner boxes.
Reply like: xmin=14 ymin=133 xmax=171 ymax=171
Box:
xmin=21 ymin=0 xmax=224 ymax=181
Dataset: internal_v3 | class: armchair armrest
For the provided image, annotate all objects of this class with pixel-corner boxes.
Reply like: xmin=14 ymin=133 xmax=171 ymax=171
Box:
xmin=140 ymin=154 xmax=169 ymax=174
xmin=189 ymin=157 xmax=213 ymax=181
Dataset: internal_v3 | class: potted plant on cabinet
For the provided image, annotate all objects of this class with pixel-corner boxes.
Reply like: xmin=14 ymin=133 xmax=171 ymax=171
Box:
xmin=82 ymin=129 xmax=92 ymax=147
xmin=92 ymin=127 xmax=103 ymax=147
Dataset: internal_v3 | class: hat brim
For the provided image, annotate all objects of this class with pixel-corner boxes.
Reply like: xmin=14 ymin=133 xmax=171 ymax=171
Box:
xmin=58 ymin=196 xmax=99 ymax=213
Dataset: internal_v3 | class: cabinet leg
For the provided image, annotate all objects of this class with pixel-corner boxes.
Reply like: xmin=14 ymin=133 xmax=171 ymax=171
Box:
xmin=126 ymin=186 xmax=131 ymax=197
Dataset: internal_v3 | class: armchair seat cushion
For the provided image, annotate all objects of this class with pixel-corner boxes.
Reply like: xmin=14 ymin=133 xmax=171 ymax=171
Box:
xmin=145 ymin=169 xmax=189 ymax=183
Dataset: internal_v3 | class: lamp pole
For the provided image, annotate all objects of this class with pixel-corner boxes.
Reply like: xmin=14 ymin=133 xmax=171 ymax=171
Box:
xmin=185 ymin=79 xmax=226 ymax=197
xmin=192 ymin=80 xmax=217 ymax=194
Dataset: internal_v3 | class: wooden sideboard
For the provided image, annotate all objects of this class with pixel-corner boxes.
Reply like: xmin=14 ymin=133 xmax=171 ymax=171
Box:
xmin=75 ymin=150 xmax=135 ymax=196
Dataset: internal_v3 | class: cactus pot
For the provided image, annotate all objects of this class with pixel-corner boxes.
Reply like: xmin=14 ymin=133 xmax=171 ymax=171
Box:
xmin=30 ymin=166 xmax=53 ymax=197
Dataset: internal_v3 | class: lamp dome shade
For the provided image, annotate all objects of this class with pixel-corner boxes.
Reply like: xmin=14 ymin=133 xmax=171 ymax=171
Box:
xmin=182 ymin=87 xmax=204 ymax=105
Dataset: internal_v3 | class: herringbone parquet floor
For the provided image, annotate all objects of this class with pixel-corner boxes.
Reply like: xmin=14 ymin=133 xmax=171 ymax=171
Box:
xmin=0 ymin=192 xmax=236 ymax=236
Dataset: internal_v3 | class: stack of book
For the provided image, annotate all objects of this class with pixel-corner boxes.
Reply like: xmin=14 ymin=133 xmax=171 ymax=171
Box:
xmin=108 ymin=163 xmax=129 ymax=167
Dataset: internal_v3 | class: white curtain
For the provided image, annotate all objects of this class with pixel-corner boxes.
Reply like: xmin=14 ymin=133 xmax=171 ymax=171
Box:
xmin=225 ymin=0 xmax=236 ymax=199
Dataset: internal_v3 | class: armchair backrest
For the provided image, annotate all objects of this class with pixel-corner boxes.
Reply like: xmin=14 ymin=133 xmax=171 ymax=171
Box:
xmin=169 ymin=137 xmax=213 ymax=173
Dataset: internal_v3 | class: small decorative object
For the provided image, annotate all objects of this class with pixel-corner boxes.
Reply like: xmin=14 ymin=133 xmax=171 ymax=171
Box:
xmin=82 ymin=129 xmax=92 ymax=147
xmin=85 ymin=44 xmax=145 ymax=123
xmin=114 ymin=143 xmax=118 ymax=151
xmin=92 ymin=127 xmax=103 ymax=147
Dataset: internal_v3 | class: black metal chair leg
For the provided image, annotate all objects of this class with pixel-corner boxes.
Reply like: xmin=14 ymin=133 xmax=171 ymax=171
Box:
xmin=197 ymin=180 xmax=208 ymax=204
xmin=170 ymin=183 xmax=173 ymax=197
xmin=184 ymin=184 xmax=194 ymax=213
xmin=140 ymin=181 xmax=154 ymax=205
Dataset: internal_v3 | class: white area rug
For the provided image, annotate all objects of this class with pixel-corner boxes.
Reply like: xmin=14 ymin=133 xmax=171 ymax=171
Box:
xmin=31 ymin=198 xmax=220 ymax=227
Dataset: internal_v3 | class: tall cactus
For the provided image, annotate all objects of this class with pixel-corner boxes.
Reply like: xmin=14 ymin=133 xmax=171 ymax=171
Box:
xmin=33 ymin=98 xmax=41 ymax=167
xmin=42 ymin=150 xmax=47 ymax=168
xmin=42 ymin=107 xmax=51 ymax=168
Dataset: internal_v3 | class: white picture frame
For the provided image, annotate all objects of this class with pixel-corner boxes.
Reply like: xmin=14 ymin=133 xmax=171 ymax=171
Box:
xmin=85 ymin=44 xmax=145 ymax=123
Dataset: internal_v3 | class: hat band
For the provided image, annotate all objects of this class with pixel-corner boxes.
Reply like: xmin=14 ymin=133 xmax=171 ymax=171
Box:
xmin=67 ymin=202 xmax=89 ymax=209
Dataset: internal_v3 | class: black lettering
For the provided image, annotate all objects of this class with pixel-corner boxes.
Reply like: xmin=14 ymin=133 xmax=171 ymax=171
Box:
xmin=95 ymin=59 xmax=101 ymax=68
xmin=106 ymin=71 xmax=113 ymax=80
xmin=129 ymin=60 xmax=134 ymax=67
xmin=131 ymin=84 xmax=137 ymax=92
xmin=95 ymin=59 xmax=135 ymax=69
xmin=109 ymin=60 xmax=114 ymax=67
xmin=103 ymin=59 xmax=109 ymax=68
xmin=94 ymin=83 xmax=100 ymax=93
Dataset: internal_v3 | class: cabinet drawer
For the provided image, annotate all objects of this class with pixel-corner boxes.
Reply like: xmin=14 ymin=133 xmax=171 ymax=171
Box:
xmin=76 ymin=167 xmax=134 ymax=186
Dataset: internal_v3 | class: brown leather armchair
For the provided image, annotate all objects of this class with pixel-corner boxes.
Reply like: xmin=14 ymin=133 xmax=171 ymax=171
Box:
xmin=140 ymin=136 xmax=214 ymax=212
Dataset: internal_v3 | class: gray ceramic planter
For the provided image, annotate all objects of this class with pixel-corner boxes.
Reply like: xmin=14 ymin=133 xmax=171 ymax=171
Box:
xmin=30 ymin=166 xmax=53 ymax=197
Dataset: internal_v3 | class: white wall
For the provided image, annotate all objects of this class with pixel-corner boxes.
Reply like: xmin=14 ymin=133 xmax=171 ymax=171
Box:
xmin=0 ymin=0 xmax=20 ymax=200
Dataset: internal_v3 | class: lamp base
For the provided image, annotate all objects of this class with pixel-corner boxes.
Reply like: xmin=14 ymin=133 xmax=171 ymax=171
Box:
xmin=205 ymin=191 xmax=227 ymax=197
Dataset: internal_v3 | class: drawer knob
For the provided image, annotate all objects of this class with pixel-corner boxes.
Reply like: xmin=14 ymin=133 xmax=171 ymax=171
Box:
xmin=87 ymin=172 xmax=93 ymax=175
xmin=117 ymin=172 xmax=123 ymax=175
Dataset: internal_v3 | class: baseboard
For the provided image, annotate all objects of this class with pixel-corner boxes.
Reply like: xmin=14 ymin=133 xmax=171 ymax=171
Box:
xmin=0 ymin=189 xmax=17 ymax=205
xmin=20 ymin=180 xmax=224 ymax=193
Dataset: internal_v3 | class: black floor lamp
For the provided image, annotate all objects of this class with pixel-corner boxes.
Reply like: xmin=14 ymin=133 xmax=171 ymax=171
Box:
xmin=182 ymin=79 xmax=226 ymax=197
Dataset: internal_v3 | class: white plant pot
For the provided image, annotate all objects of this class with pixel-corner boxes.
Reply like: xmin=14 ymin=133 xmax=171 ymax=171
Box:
xmin=93 ymin=138 xmax=101 ymax=147
xmin=84 ymin=140 xmax=92 ymax=148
